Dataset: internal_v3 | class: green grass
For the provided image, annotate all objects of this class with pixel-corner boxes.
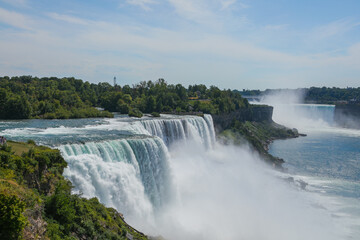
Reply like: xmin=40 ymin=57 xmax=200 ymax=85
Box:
xmin=7 ymin=141 xmax=35 ymax=156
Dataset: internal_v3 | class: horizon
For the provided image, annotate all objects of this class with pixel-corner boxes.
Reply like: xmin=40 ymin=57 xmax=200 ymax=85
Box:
xmin=0 ymin=0 xmax=359 ymax=89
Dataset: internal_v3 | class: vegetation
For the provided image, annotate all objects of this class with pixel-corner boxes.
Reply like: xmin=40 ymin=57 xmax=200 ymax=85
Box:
xmin=128 ymin=108 xmax=143 ymax=118
xmin=305 ymin=87 xmax=360 ymax=104
xmin=237 ymin=87 xmax=360 ymax=104
xmin=219 ymin=120 xmax=300 ymax=167
xmin=0 ymin=76 xmax=249 ymax=120
xmin=98 ymin=78 xmax=249 ymax=116
xmin=0 ymin=76 xmax=113 ymax=119
xmin=0 ymin=141 xmax=148 ymax=240
xmin=151 ymin=112 xmax=160 ymax=117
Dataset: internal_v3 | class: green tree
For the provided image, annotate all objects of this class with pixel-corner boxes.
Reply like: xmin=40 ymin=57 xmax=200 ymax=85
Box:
xmin=0 ymin=194 xmax=27 ymax=240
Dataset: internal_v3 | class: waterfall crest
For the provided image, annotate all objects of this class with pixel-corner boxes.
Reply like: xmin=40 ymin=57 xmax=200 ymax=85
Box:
xmin=59 ymin=114 xmax=216 ymax=223
xmin=137 ymin=114 xmax=216 ymax=148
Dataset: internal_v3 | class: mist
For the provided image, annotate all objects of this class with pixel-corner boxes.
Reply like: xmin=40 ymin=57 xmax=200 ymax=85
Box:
xmin=5 ymin=114 xmax=346 ymax=239
xmin=259 ymin=90 xmax=332 ymax=130
xmin=259 ymin=90 xmax=360 ymax=137
xmin=147 ymin=140 xmax=341 ymax=240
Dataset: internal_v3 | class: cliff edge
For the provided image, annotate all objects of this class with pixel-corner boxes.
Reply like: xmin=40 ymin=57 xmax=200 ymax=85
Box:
xmin=212 ymin=105 xmax=300 ymax=167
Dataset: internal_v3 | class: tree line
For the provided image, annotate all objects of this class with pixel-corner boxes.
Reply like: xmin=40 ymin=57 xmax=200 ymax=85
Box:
xmin=0 ymin=76 xmax=249 ymax=119
xmin=237 ymin=87 xmax=360 ymax=104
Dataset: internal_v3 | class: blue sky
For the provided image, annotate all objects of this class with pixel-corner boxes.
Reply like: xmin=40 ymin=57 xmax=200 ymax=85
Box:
xmin=0 ymin=0 xmax=359 ymax=89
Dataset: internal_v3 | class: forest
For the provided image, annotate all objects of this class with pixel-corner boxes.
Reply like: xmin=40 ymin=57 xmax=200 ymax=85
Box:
xmin=0 ymin=76 xmax=249 ymax=119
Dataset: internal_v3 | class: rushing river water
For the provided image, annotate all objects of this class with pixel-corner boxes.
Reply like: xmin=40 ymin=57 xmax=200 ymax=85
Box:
xmin=0 ymin=112 xmax=358 ymax=239
xmin=267 ymin=103 xmax=360 ymax=239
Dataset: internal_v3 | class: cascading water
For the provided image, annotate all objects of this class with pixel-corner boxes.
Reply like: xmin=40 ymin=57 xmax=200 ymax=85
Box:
xmin=0 ymin=113 xmax=351 ymax=239
xmin=61 ymin=137 xmax=171 ymax=210
xmin=56 ymin=114 xmax=216 ymax=227
xmin=137 ymin=115 xmax=215 ymax=148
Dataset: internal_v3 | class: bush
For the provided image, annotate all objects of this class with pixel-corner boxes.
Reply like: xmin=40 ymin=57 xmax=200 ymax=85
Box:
xmin=27 ymin=140 xmax=36 ymax=145
xmin=151 ymin=112 xmax=160 ymax=117
xmin=0 ymin=194 xmax=27 ymax=240
xmin=128 ymin=108 xmax=143 ymax=118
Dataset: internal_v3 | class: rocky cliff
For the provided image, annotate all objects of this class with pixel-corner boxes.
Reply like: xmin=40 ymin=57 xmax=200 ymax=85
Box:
xmin=212 ymin=105 xmax=273 ymax=132
xmin=213 ymin=105 xmax=302 ymax=168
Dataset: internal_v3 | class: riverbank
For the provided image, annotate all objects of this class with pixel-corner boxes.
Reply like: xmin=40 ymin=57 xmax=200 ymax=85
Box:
xmin=0 ymin=141 xmax=149 ymax=240
xmin=218 ymin=121 xmax=302 ymax=167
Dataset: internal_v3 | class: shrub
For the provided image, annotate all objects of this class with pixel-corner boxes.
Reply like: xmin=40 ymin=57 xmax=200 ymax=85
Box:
xmin=27 ymin=140 xmax=36 ymax=145
xmin=128 ymin=108 xmax=143 ymax=118
xmin=0 ymin=194 xmax=27 ymax=240
xmin=151 ymin=112 xmax=160 ymax=117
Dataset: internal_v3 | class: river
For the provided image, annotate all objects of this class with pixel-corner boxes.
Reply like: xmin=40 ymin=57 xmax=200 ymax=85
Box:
xmin=0 ymin=112 xmax=356 ymax=239
xmin=267 ymin=103 xmax=360 ymax=239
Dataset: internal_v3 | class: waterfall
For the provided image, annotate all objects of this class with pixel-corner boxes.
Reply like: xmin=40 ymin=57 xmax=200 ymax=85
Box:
xmin=138 ymin=114 xmax=216 ymax=148
xmin=1 ymin=114 xmax=348 ymax=239
xmin=59 ymin=114 xmax=216 ymax=224
xmin=61 ymin=137 xmax=171 ymax=210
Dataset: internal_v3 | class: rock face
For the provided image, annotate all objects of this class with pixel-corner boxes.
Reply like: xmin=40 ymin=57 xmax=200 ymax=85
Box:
xmin=212 ymin=106 xmax=273 ymax=132
xmin=334 ymin=104 xmax=360 ymax=129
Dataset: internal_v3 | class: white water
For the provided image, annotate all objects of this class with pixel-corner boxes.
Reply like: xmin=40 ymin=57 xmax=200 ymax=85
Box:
xmin=0 ymin=113 xmax=349 ymax=239
xmin=58 ymin=114 xmax=342 ymax=239
xmin=260 ymin=93 xmax=360 ymax=239
xmin=153 ymin=142 xmax=341 ymax=240
xmin=58 ymin=115 xmax=216 ymax=229
xmin=259 ymin=93 xmax=360 ymax=137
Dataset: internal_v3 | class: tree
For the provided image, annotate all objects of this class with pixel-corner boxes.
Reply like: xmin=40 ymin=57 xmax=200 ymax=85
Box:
xmin=145 ymin=96 xmax=156 ymax=113
xmin=0 ymin=194 xmax=27 ymax=240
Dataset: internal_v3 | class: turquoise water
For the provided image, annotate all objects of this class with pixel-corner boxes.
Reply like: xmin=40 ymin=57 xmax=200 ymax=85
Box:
xmin=268 ymin=104 xmax=360 ymax=238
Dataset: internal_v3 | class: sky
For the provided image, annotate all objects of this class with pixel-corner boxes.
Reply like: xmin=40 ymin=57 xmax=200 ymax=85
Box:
xmin=0 ymin=0 xmax=359 ymax=90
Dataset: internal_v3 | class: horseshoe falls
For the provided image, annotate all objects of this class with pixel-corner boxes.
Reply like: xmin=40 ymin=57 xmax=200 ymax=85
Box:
xmin=260 ymin=96 xmax=360 ymax=239
xmin=0 ymin=114 xmax=355 ymax=239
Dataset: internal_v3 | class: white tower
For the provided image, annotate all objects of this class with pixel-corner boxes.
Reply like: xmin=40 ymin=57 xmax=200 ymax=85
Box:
xmin=113 ymin=76 xmax=117 ymax=86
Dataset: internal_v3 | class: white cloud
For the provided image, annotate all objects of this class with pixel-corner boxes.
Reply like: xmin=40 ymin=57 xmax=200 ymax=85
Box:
xmin=220 ymin=0 xmax=249 ymax=10
xmin=167 ymin=0 xmax=214 ymax=24
xmin=47 ymin=13 xmax=89 ymax=25
xmin=0 ymin=0 xmax=28 ymax=8
xmin=313 ymin=18 xmax=360 ymax=40
xmin=0 ymin=7 xmax=360 ymax=89
xmin=221 ymin=0 xmax=237 ymax=10
xmin=126 ymin=0 xmax=157 ymax=11
xmin=265 ymin=24 xmax=289 ymax=30
xmin=0 ymin=7 xmax=34 ymax=30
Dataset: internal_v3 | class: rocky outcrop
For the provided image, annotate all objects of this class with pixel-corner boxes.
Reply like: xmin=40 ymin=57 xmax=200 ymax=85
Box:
xmin=212 ymin=105 xmax=273 ymax=132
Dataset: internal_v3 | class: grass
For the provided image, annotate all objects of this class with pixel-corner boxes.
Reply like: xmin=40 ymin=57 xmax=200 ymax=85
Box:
xmin=7 ymin=141 xmax=35 ymax=156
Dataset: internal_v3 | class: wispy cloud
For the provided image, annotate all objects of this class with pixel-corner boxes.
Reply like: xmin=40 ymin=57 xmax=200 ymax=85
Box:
xmin=126 ymin=0 xmax=157 ymax=11
xmin=313 ymin=18 xmax=360 ymax=40
xmin=47 ymin=13 xmax=89 ymax=25
xmin=166 ymin=0 xmax=217 ymax=24
xmin=0 ymin=0 xmax=28 ymax=8
xmin=220 ymin=0 xmax=249 ymax=10
xmin=265 ymin=24 xmax=289 ymax=30
xmin=0 ymin=7 xmax=34 ymax=30
xmin=221 ymin=0 xmax=237 ymax=10
xmin=0 ymin=3 xmax=360 ymax=89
